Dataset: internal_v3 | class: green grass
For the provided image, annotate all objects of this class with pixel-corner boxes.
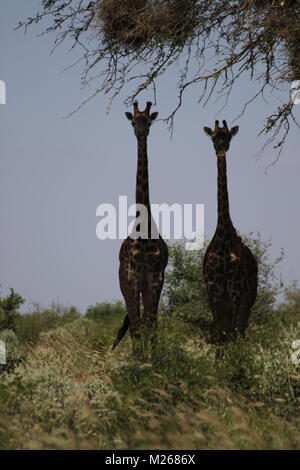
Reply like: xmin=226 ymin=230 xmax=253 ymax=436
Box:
xmin=0 ymin=312 xmax=300 ymax=450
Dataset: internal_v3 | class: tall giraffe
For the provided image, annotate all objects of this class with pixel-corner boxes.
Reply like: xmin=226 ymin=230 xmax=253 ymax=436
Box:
xmin=112 ymin=102 xmax=168 ymax=354
xmin=203 ymin=120 xmax=258 ymax=343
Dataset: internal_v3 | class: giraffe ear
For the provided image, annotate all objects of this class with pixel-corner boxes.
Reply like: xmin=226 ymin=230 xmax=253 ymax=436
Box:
xmin=230 ymin=126 xmax=239 ymax=137
xmin=125 ymin=112 xmax=133 ymax=121
xmin=203 ymin=127 xmax=213 ymax=137
xmin=150 ymin=112 xmax=158 ymax=121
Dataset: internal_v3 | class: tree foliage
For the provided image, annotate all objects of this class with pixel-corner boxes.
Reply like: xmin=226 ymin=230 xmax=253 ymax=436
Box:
xmin=277 ymin=281 xmax=300 ymax=326
xmin=162 ymin=232 xmax=285 ymax=335
xmin=19 ymin=0 xmax=300 ymax=154
xmin=85 ymin=300 xmax=126 ymax=321
xmin=0 ymin=288 xmax=25 ymax=332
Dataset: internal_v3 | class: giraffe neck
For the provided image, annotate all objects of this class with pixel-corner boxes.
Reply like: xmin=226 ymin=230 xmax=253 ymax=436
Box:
xmin=136 ymin=135 xmax=151 ymax=215
xmin=217 ymin=155 xmax=234 ymax=231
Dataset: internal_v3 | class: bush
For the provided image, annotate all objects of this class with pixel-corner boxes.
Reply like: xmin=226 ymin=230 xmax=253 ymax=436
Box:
xmin=85 ymin=301 xmax=126 ymax=321
xmin=0 ymin=288 xmax=25 ymax=332
xmin=162 ymin=232 xmax=285 ymax=343
xmin=15 ymin=303 xmax=81 ymax=344
xmin=277 ymin=282 xmax=300 ymax=327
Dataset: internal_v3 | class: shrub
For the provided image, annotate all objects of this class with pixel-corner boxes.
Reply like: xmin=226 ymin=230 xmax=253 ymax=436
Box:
xmin=15 ymin=303 xmax=81 ymax=344
xmin=0 ymin=288 xmax=25 ymax=332
xmin=162 ymin=233 xmax=285 ymax=343
xmin=85 ymin=301 xmax=126 ymax=321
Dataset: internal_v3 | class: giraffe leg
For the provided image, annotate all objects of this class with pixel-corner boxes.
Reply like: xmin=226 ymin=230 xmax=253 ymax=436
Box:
xmin=119 ymin=275 xmax=142 ymax=355
xmin=236 ymin=293 xmax=253 ymax=337
xmin=212 ymin=300 xmax=234 ymax=343
xmin=207 ymin=283 xmax=234 ymax=343
xmin=142 ymin=275 xmax=164 ymax=349
xmin=230 ymin=281 xmax=254 ymax=338
xmin=231 ymin=291 xmax=242 ymax=340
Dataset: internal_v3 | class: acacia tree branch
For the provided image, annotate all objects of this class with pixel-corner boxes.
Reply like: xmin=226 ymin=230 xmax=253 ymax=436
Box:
xmin=18 ymin=0 xmax=300 ymax=157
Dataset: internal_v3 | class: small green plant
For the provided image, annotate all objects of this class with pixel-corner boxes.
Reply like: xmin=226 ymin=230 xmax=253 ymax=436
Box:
xmin=0 ymin=288 xmax=25 ymax=332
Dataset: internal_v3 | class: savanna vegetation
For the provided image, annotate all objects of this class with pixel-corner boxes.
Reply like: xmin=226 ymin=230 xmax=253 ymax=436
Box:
xmin=5 ymin=0 xmax=299 ymax=452
xmin=0 ymin=233 xmax=300 ymax=450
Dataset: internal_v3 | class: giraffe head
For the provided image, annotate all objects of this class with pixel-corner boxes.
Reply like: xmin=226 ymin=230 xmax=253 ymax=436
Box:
xmin=125 ymin=101 xmax=158 ymax=138
xmin=203 ymin=120 xmax=239 ymax=157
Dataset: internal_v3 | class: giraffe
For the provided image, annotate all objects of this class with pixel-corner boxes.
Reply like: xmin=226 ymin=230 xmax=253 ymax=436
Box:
xmin=202 ymin=120 xmax=258 ymax=343
xmin=112 ymin=101 xmax=168 ymax=354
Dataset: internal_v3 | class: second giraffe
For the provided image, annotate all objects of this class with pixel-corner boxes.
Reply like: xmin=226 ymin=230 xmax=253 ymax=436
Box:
xmin=203 ymin=120 xmax=258 ymax=343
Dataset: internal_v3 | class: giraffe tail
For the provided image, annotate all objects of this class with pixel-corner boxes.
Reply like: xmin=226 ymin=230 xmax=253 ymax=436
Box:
xmin=112 ymin=315 xmax=130 ymax=350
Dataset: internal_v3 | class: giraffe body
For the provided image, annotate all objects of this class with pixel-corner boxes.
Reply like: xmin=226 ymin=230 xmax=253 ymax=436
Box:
xmin=113 ymin=102 xmax=168 ymax=353
xmin=203 ymin=225 xmax=258 ymax=342
xmin=203 ymin=120 xmax=258 ymax=343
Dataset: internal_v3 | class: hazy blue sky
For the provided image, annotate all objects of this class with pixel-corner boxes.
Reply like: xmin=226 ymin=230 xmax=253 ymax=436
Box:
xmin=1 ymin=1 xmax=300 ymax=313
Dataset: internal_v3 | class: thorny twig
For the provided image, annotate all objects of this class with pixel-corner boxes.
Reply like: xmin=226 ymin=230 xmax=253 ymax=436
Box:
xmin=17 ymin=0 xmax=300 ymax=159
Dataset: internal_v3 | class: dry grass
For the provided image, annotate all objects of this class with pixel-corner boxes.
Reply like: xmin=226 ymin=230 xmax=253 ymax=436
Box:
xmin=0 ymin=314 xmax=300 ymax=450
